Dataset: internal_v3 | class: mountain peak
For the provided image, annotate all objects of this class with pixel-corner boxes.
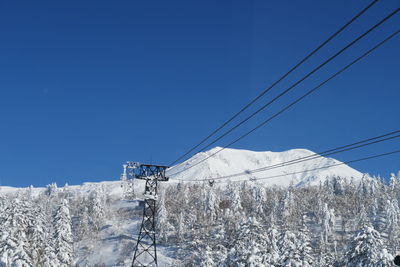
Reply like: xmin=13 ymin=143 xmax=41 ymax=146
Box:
xmin=168 ymin=147 xmax=362 ymax=187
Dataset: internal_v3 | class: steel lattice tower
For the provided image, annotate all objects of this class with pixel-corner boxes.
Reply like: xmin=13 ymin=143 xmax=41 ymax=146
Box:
xmin=124 ymin=163 xmax=169 ymax=267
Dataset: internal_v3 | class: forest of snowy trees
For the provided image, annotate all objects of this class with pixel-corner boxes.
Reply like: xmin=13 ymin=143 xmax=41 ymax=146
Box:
xmin=0 ymin=183 xmax=110 ymax=266
xmin=0 ymin=173 xmax=400 ymax=266
xmin=157 ymin=173 xmax=400 ymax=266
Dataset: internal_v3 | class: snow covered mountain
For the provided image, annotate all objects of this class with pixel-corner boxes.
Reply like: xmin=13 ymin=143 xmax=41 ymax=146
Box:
xmin=167 ymin=147 xmax=363 ymax=187
xmin=0 ymin=147 xmax=396 ymax=266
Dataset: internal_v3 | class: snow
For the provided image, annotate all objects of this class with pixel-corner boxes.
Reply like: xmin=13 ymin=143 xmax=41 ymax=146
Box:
xmin=0 ymin=147 xmax=392 ymax=266
xmin=167 ymin=147 xmax=363 ymax=186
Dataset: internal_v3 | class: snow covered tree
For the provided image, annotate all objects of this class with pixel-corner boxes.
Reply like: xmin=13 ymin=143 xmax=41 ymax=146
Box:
xmin=39 ymin=220 xmax=60 ymax=267
xmin=280 ymin=188 xmax=297 ymax=227
xmin=199 ymin=246 xmax=215 ymax=267
xmin=45 ymin=182 xmax=58 ymax=197
xmin=332 ymin=176 xmax=345 ymax=195
xmin=376 ymin=198 xmax=400 ymax=250
xmin=227 ymin=183 xmax=242 ymax=215
xmin=88 ymin=190 xmax=105 ymax=232
xmin=320 ymin=203 xmax=335 ymax=246
xmin=177 ymin=212 xmax=186 ymax=242
xmin=0 ymin=198 xmax=32 ymax=266
xmin=278 ymin=229 xmax=302 ymax=266
xmin=27 ymin=202 xmax=47 ymax=266
xmin=157 ymin=190 xmax=173 ymax=243
xmin=383 ymin=199 xmax=400 ymax=252
xmin=40 ymin=242 xmax=59 ymax=267
xmin=356 ymin=204 xmax=371 ymax=230
xmin=296 ymin=216 xmax=314 ymax=266
xmin=345 ymin=226 xmax=393 ymax=267
xmin=205 ymin=186 xmax=218 ymax=222
xmin=74 ymin=204 xmax=91 ymax=241
xmin=264 ymin=225 xmax=280 ymax=266
xmin=389 ymin=173 xmax=398 ymax=191
xmin=226 ymin=217 xmax=268 ymax=267
xmin=122 ymin=178 xmax=136 ymax=200
xmin=252 ymin=184 xmax=267 ymax=217
xmin=53 ymin=199 xmax=74 ymax=266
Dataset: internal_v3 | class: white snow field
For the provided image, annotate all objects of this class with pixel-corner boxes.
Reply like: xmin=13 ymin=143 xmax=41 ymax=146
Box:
xmin=168 ymin=147 xmax=363 ymax=186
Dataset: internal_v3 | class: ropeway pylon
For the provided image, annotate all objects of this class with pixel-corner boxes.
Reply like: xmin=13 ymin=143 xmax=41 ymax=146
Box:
xmin=123 ymin=162 xmax=169 ymax=267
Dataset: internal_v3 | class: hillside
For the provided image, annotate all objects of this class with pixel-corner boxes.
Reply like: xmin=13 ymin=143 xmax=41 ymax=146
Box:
xmin=168 ymin=147 xmax=363 ymax=186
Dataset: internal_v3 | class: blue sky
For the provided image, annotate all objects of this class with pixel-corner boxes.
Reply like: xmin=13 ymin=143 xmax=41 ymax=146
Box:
xmin=0 ymin=0 xmax=399 ymax=187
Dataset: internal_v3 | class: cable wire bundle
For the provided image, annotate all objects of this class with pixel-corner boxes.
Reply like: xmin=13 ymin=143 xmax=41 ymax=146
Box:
xmin=166 ymin=2 xmax=399 ymax=182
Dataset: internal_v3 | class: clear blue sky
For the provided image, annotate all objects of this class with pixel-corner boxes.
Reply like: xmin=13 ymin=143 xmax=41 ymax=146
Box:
xmin=0 ymin=0 xmax=399 ymax=187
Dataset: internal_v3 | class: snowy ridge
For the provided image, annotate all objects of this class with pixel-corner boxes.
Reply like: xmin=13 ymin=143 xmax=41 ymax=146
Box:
xmin=168 ymin=147 xmax=363 ymax=186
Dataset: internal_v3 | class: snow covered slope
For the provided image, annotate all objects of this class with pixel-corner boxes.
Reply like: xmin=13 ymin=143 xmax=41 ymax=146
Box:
xmin=0 ymin=181 xmax=179 ymax=266
xmin=167 ymin=147 xmax=363 ymax=187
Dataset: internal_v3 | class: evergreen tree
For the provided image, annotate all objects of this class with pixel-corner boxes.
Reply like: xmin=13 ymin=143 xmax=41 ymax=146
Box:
xmin=278 ymin=230 xmax=302 ymax=266
xmin=264 ymin=225 xmax=280 ymax=266
xmin=205 ymin=185 xmax=218 ymax=222
xmin=0 ymin=198 xmax=32 ymax=266
xmin=45 ymin=183 xmax=58 ymax=197
xmin=88 ymin=190 xmax=105 ymax=232
xmin=356 ymin=204 xmax=370 ymax=230
xmin=157 ymin=190 xmax=173 ymax=243
xmin=228 ymin=183 xmax=242 ymax=215
xmin=281 ymin=189 xmax=294 ymax=219
xmin=346 ymin=226 xmax=393 ymax=267
xmin=226 ymin=217 xmax=268 ymax=267
xmin=253 ymin=185 xmax=267 ymax=217
xmin=39 ymin=234 xmax=59 ymax=267
xmin=199 ymin=246 xmax=215 ymax=267
xmin=27 ymin=202 xmax=47 ymax=266
xmin=296 ymin=216 xmax=314 ymax=266
xmin=177 ymin=212 xmax=186 ymax=242
xmin=320 ymin=203 xmax=334 ymax=246
xmin=53 ymin=199 xmax=74 ymax=266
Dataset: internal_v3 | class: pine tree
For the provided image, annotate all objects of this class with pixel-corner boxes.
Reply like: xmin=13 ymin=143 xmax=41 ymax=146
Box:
xmin=27 ymin=202 xmax=47 ymax=266
xmin=389 ymin=173 xmax=398 ymax=191
xmin=253 ymin=185 xmax=267 ymax=217
xmin=356 ymin=204 xmax=370 ymax=230
xmin=0 ymin=198 xmax=32 ymax=266
xmin=280 ymin=188 xmax=296 ymax=228
xmin=264 ymin=225 xmax=280 ymax=266
xmin=177 ymin=212 xmax=186 ymax=242
xmin=296 ymin=216 xmax=314 ymax=266
xmin=45 ymin=183 xmax=58 ymax=197
xmin=53 ymin=199 xmax=74 ymax=266
xmin=385 ymin=198 xmax=400 ymax=253
xmin=199 ymin=246 xmax=215 ymax=267
xmin=320 ymin=203 xmax=334 ymax=245
xmin=205 ymin=186 xmax=218 ymax=222
xmin=88 ymin=190 xmax=105 ymax=232
xmin=226 ymin=217 xmax=268 ymax=267
xmin=332 ymin=176 xmax=344 ymax=195
xmin=0 ymin=196 xmax=5 ymax=213
xmin=39 ymin=231 xmax=59 ymax=267
xmin=157 ymin=190 xmax=173 ymax=243
xmin=278 ymin=230 xmax=302 ymax=267
xmin=346 ymin=226 xmax=393 ymax=267
xmin=228 ymin=183 xmax=242 ymax=215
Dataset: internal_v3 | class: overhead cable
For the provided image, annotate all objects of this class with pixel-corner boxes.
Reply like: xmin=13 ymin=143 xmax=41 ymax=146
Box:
xmin=168 ymin=27 xmax=400 ymax=177
xmin=168 ymin=0 xmax=380 ymax=166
